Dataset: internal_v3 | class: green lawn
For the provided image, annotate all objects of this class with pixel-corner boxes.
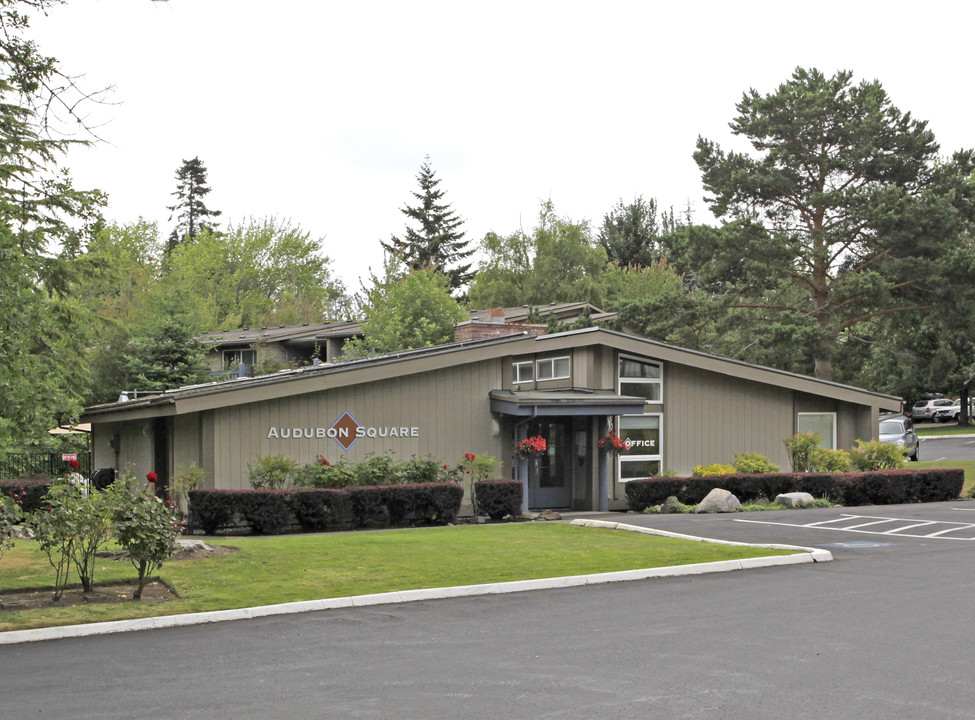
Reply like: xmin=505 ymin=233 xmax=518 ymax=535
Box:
xmin=915 ymin=423 xmax=975 ymax=437
xmin=0 ymin=523 xmax=796 ymax=632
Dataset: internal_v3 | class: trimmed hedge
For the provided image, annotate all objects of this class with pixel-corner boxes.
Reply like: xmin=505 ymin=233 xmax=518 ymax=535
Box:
xmin=0 ymin=477 xmax=53 ymax=513
xmin=625 ymin=469 xmax=965 ymax=511
xmin=474 ymin=480 xmax=523 ymax=520
xmin=188 ymin=483 xmax=464 ymax=535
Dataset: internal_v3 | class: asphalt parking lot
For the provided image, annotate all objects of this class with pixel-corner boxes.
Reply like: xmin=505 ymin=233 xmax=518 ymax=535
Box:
xmin=6 ymin=500 xmax=975 ymax=719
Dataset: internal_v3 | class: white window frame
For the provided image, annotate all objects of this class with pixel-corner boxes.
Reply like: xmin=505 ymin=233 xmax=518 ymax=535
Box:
xmin=536 ymin=356 xmax=571 ymax=381
xmin=512 ymin=361 xmax=534 ymax=384
xmin=617 ymin=413 xmax=663 ymax=482
xmin=797 ymin=412 xmax=837 ymax=450
xmin=223 ymin=348 xmax=257 ymax=369
xmin=618 ymin=355 xmax=663 ymax=404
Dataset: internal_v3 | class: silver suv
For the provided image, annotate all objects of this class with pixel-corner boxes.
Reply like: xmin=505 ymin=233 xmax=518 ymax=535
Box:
xmin=912 ymin=397 xmax=954 ymax=422
xmin=879 ymin=415 xmax=919 ymax=461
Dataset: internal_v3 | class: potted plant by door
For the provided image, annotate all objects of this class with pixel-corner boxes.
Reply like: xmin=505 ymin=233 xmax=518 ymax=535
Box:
xmin=516 ymin=436 xmax=547 ymax=459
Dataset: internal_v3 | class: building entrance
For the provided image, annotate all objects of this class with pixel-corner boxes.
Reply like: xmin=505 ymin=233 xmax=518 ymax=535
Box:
xmin=527 ymin=419 xmax=572 ymax=508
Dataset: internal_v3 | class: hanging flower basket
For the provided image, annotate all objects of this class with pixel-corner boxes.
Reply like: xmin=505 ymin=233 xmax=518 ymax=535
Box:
xmin=598 ymin=431 xmax=625 ymax=454
xmin=517 ymin=436 xmax=547 ymax=459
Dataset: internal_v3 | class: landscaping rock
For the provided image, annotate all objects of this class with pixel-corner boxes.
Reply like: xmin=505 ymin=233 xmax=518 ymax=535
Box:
xmin=695 ymin=488 xmax=741 ymax=513
xmin=660 ymin=496 xmax=684 ymax=514
xmin=536 ymin=509 xmax=562 ymax=521
xmin=177 ymin=539 xmax=216 ymax=555
xmin=775 ymin=492 xmax=815 ymax=508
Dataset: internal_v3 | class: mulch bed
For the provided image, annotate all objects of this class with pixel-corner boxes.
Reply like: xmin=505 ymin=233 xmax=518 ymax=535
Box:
xmin=0 ymin=543 xmax=238 ymax=613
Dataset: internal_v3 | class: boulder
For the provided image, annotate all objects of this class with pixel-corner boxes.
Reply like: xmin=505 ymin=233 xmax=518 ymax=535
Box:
xmin=536 ymin=509 xmax=562 ymax=521
xmin=694 ymin=488 xmax=741 ymax=513
xmin=660 ymin=496 xmax=684 ymax=514
xmin=774 ymin=492 xmax=815 ymax=508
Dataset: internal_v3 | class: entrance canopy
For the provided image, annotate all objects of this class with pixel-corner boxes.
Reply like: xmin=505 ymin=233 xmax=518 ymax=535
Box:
xmin=489 ymin=389 xmax=648 ymax=417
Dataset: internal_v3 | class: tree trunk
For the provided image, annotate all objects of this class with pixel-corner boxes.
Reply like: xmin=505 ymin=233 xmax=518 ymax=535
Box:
xmin=961 ymin=386 xmax=970 ymax=426
xmin=814 ymin=357 xmax=833 ymax=382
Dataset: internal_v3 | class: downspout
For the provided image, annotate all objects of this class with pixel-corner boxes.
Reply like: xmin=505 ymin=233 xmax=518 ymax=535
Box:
xmin=598 ymin=416 xmax=611 ymax=512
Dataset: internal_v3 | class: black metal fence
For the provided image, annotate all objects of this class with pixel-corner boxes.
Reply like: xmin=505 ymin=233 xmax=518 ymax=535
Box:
xmin=0 ymin=451 xmax=93 ymax=480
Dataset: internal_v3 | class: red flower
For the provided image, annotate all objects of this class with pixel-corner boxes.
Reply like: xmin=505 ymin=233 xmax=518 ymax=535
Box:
xmin=442 ymin=464 xmax=448 ymax=469
xmin=146 ymin=472 xmax=158 ymax=483
xmin=68 ymin=458 xmax=79 ymax=470
xmin=464 ymin=452 xmax=476 ymax=462
xmin=517 ymin=436 xmax=547 ymax=456
xmin=316 ymin=454 xmax=331 ymax=467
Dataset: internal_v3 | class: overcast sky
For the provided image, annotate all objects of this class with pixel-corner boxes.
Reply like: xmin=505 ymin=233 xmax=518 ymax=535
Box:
xmin=30 ymin=0 xmax=975 ymax=294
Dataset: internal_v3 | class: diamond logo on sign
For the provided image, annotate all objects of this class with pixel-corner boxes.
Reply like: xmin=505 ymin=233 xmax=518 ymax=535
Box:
xmin=330 ymin=411 xmax=361 ymax=451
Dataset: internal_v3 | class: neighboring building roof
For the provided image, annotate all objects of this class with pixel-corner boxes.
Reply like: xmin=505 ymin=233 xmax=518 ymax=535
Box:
xmin=201 ymin=321 xmax=362 ymax=349
xmin=83 ymin=327 xmax=901 ymax=421
xmin=468 ymin=302 xmax=615 ymax=325
xmin=200 ymin=304 xmax=615 ymax=351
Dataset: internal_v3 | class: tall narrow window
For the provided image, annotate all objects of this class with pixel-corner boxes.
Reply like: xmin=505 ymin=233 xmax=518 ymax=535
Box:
xmin=619 ymin=356 xmax=662 ymax=402
xmin=618 ymin=414 xmax=662 ymax=481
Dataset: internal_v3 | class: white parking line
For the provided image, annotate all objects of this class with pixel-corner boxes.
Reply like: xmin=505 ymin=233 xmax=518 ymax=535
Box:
xmin=882 ymin=521 xmax=938 ymax=534
xmin=735 ymin=514 xmax=975 ymax=541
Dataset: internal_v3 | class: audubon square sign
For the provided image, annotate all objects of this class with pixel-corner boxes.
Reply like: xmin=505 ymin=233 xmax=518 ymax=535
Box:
xmin=266 ymin=411 xmax=420 ymax=452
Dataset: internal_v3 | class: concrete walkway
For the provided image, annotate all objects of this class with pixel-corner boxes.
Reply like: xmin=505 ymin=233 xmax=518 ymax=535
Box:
xmin=0 ymin=520 xmax=830 ymax=646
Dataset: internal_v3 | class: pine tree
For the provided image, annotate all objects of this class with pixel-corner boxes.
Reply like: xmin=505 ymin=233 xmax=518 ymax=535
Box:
xmin=382 ymin=156 xmax=473 ymax=295
xmin=166 ymin=157 xmax=221 ymax=253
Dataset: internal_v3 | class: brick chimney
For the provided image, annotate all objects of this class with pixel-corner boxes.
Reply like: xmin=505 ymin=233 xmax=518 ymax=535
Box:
xmin=454 ymin=321 xmax=548 ymax=343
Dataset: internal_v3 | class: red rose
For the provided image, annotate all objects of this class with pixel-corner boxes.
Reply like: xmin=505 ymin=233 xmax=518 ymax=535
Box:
xmin=146 ymin=472 xmax=158 ymax=483
xmin=68 ymin=458 xmax=80 ymax=470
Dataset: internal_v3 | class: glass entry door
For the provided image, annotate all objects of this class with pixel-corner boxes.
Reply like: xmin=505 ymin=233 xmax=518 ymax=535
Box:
xmin=528 ymin=420 xmax=571 ymax=509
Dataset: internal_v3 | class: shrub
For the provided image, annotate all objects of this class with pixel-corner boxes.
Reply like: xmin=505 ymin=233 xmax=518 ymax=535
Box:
xmin=187 ymin=489 xmax=239 ymax=534
xmin=248 ymin=454 xmax=300 ymax=489
xmin=810 ymin=447 xmax=851 ymax=473
xmin=172 ymin=463 xmax=206 ymax=514
xmin=784 ymin=432 xmax=821 ymax=472
xmin=111 ymin=474 xmax=182 ymax=599
xmin=474 ymin=480 xmax=523 ymax=520
xmin=691 ymin=464 xmax=737 ymax=477
xmin=288 ymin=489 xmax=354 ymax=531
xmin=0 ymin=494 xmax=22 ymax=563
xmin=733 ymin=453 xmax=779 ymax=474
xmin=0 ymin=477 xmax=52 ymax=513
xmin=848 ymin=440 xmax=906 ymax=471
xmin=345 ymin=486 xmax=391 ymax=528
xmin=235 ymin=490 xmax=296 ymax=534
xmin=625 ymin=468 xmax=963 ymax=510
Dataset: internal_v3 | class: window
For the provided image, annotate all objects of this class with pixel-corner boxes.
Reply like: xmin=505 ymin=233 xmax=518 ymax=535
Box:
xmin=223 ymin=349 xmax=257 ymax=375
xmin=619 ymin=356 xmax=662 ymax=403
xmin=512 ymin=361 xmax=534 ymax=384
xmin=618 ymin=414 xmax=662 ymax=481
xmin=797 ymin=412 xmax=837 ymax=450
xmin=536 ymin=356 xmax=570 ymax=381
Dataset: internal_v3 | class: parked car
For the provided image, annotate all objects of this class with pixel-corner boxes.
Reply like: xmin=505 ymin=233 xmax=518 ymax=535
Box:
xmin=879 ymin=415 xmax=919 ymax=461
xmin=932 ymin=401 xmax=961 ymax=423
xmin=911 ymin=397 xmax=954 ymax=422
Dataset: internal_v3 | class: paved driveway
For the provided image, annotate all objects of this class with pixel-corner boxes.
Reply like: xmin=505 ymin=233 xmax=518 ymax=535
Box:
xmin=4 ymin=503 xmax=975 ymax=719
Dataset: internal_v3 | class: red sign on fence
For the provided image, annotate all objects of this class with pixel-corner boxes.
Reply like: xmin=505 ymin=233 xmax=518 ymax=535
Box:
xmin=61 ymin=453 xmax=77 ymax=463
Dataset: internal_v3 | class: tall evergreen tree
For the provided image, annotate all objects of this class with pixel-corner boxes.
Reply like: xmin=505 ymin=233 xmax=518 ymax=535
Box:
xmin=693 ymin=67 xmax=975 ymax=381
xmin=598 ymin=195 xmax=664 ymax=268
xmin=166 ymin=156 xmax=221 ymax=253
xmin=381 ymin=156 xmax=473 ymax=294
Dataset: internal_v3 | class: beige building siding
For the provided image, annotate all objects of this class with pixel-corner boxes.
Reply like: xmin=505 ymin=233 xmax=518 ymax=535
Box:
xmin=91 ymin=419 xmax=155 ymax=481
xmin=660 ymin=364 xmax=795 ymax=475
xmin=208 ymin=358 xmax=505 ymax=489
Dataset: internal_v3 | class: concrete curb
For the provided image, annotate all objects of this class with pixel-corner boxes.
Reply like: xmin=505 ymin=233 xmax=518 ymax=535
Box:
xmin=0 ymin=521 xmax=831 ymax=646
